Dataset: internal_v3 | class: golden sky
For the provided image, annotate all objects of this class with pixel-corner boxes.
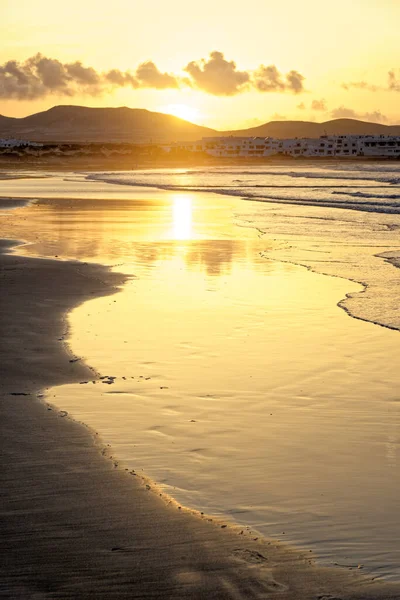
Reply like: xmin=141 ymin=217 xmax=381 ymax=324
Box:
xmin=1 ymin=0 xmax=399 ymax=129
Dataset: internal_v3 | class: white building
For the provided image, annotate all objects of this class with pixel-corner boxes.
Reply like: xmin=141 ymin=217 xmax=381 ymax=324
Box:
xmin=190 ymin=135 xmax=400 ymax=159
xmin=360 ymin=136 xmax=400 ymax=157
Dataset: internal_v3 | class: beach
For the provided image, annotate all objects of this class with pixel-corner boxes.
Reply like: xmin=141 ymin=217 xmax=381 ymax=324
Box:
xmin=1 ymin=167 xmax=400 ymax=598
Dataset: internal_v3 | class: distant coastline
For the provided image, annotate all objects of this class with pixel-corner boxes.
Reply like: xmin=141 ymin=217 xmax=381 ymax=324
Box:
xmin=1 ymin=105 xmax=399 ymax=145
xmin=0 ymin=145 xmax=399 ymax=172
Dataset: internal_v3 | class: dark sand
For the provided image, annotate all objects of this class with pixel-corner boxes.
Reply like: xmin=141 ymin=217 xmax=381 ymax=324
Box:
xmin=1 ymin=239 xmax=400 ymax=598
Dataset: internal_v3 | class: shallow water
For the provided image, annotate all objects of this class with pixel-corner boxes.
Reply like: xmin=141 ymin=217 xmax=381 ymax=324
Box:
xmin=2 ymin=167 xmax=400 ymax=580
xmin=87 ymin=163 xmax=400 ymax=213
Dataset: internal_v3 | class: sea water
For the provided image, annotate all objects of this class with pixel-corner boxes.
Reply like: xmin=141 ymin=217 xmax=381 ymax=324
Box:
xmin=2 ymin=163 xmax=400 ymax=579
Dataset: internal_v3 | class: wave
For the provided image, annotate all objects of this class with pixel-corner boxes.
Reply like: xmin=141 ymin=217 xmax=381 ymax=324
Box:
xmin=181 ymin=169 xmax=400 ymax=184
xmin=85 ymin=173 xmax=396 ymax=193
xmin=333 ymin=191 xmax=400 ymax=200
xmin=84 ymin=175 xmax=400 ymax=214
xmin=87 ymin=169 xmax=400 ymax=185
xmin=200 ymin=189 xmax=400 ymax=214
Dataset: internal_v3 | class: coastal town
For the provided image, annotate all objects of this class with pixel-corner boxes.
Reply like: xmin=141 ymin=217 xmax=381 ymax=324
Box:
xmin=1 ymin=134 xmax=400 ymax=164
xmin=165 ymin=134 xmax=400 ymax=158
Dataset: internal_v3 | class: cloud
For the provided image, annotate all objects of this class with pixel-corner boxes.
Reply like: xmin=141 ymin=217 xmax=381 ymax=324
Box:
xmin=185 ymin=53 xmax=305 ymax=96
xmin=296 ymin=99 xmax=328 ymax=112
xmin=105 ymin=69 xmax=138 ymax=87
xmin=0 ymin=54 xmax=180 ymax=99
xmin=311 ymin=98 xmax=327 ymax=111
xmin=253 ymin=65 xmax=304 ymax=94
xmin=66 ymin=62 xmax=101 ymax=86
xmin=0 ymin=56 xmax=66 ymax=99
xmin=363 ymin=110 xmax=389 ymax=123
xmin=342 ymin=70 xmax=400 ymax=93
xmin=331 ymin=106 xmax=357 ymax=118
xmin=0 ymin=51 xmax=305 ymax=99
xmin=0 ymin=54 xmax=112 ymax=99
xmin=33 ymin=56 xmax=69 ymax=90
xmin=135 ymin=61 xmax=179 ymax=89
xmin=342 ymin=81 xmax=381 ymax=92
xmin=388 ymin=70 xmax=400 ymax=92
xmin=331 ymin=105 xmax=388 ymax=123
xmin=253 ymin=65 xmax=285 ymax=92
xmin=285 ymin=70 xmax=305 ymax=94
xmin=270 ymin=112 xmax=287 ymax=121
xmin=184 ymin=51 xmax=250 ymax=96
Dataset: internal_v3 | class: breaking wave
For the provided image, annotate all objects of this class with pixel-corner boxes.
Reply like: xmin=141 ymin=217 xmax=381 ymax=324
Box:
xmin=86 ymin=164 xmax=400 ymax=215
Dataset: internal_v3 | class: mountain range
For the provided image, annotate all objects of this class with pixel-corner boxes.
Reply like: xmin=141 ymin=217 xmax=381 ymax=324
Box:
xmin=1 ymin=105 xmax=399 ymax=143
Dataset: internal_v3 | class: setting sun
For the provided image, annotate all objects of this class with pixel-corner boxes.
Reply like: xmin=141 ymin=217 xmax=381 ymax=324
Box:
xmin=160 ymin=104 xmax=201 ymax=124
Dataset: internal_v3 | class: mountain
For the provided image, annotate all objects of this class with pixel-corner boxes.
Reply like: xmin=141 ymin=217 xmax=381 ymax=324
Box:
xmin=0 ymin=105 xmax=217 ymax=143
xmin=0 ymin=106 xmax=399 ymax=143
xmin=228 ymin=118 xmax=400 ymax=139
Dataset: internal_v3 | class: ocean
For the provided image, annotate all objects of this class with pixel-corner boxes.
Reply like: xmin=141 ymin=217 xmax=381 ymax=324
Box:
xmin=86 ymin=164 xmax=400 ymax=330
xmin=87 ymin=163 xmax=400 ymax=214
xmin=2 ymin=162 xmax=400 ymax=580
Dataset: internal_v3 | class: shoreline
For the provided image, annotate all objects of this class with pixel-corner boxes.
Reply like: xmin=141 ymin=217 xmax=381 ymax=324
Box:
xmin=1 ymin=199 xmax=400 ymax=597
xmin=0 ymin=240 xmax=296 ymax=599
xmin=1 ymin=155 xmax=400 ymax=173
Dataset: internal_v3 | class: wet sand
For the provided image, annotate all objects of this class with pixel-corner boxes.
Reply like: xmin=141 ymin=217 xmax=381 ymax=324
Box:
xmin=1 ymin=242 xmax=389 ymax=600
xmin=1 ymin=176 xmax=400 ymax=598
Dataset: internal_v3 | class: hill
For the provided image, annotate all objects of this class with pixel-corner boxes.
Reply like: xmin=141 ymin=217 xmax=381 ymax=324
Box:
xmin=0 ymin=106 xmax=399 ymax=143
xmin=229 ymin=118 xmax=400 ymax=139
xmin=0 ymin=105 xmax=217 ymax=143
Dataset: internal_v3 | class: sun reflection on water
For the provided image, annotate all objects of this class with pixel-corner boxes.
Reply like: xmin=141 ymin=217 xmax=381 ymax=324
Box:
xmin=172 ymin=195 xmax=192 ymax=240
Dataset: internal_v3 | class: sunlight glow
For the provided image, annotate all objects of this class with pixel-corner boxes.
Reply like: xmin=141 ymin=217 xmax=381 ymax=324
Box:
xmin=172 ymin=196 xmax=192 ymax=240
xmin=161 ymin=104 xmax=200 ymax=123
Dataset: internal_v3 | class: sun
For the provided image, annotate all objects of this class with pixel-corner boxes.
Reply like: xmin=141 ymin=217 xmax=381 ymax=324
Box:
xmin=172 ymin=195 xmax=193 ymax=240
xmin=160 ymin=104 xmax=200 ymax=124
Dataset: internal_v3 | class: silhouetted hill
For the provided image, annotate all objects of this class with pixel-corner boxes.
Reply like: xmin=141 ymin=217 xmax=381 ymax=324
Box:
xmin=0 ymin=105 xmax=217 ymax=143
xmin=1 ymin=107 xmax=399 ymax=143
xmin=228 ymin=119 xmax=400 ymax=138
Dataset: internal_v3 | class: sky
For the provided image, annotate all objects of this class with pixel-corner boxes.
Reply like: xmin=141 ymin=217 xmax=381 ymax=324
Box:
xmin=1 ymin=0 xmax=399 ymax=129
